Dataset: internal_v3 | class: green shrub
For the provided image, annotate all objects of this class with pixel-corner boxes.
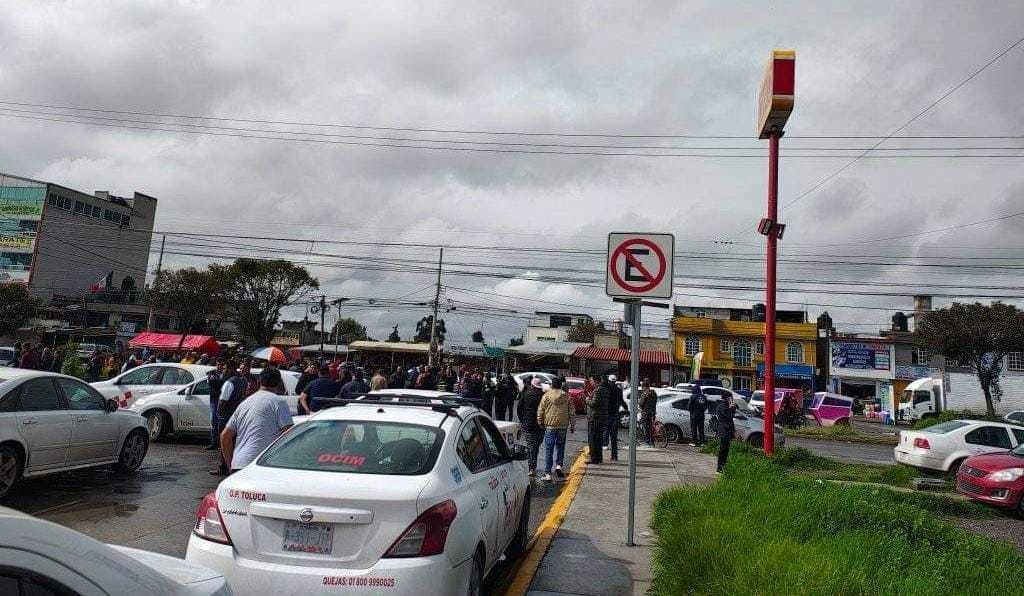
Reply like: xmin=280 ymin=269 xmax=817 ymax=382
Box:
xmin=57 ymin=342 xmax=86 ymax=379
xmin=911 ymin=409 xmax=998 ymax=430
xmin=651 ymin=451 xmax=1015 ymax=595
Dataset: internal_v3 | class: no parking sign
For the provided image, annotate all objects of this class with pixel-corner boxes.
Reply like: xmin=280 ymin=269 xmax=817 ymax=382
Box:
xmin=605 ymin=233 xmax=674 ymax=299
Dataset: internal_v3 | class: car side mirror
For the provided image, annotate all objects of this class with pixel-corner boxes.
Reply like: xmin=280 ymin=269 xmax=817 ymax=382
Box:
xmin=511 ymin=443 xmax=530 ymax=461
xmin=105 ymin=399 xmax=118 ymax=413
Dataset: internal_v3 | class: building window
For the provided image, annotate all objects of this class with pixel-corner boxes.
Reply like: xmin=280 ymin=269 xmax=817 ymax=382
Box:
xmin=786 ymin=341 xmax=804 ymax=363
xmin=734 ymin=376 xmax=752 ymax=391
xmin=734 ymin=339 xmax=752 ymax=367
xmin=684 ymin=336 xmax=701 ymax=356
xmin=121 ymin=214 xmax=131 ymax=227
xmin=755 ymin=339 xmax=764 ymax=355
xmin=912 ymin=348 xmax=931 ymax=366
xmin=47 ymin=193 xmax=57 ymax=206
xmin=73 ymin=200 xmax=85 ymax=214
xmin=1008 ymin=352 xmax=1024 ymax=372
xmin=91 ymin=205 xmax=101 ymax=218
xmin=694 ymin=309 xmax=706 ymax=318
xmin=720 ymin=339 xmax=732 ymax=356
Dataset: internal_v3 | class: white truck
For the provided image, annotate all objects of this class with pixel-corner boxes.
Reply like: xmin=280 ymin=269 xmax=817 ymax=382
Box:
xmin=898 ymin=375 xmax=1024 ymax=421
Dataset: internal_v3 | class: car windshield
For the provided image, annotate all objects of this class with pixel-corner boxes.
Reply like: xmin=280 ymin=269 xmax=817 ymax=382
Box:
xmin=258 ymin=420 xmax=444 ymax=475
xmin=921 ymin=420 xmax=971 ymax=434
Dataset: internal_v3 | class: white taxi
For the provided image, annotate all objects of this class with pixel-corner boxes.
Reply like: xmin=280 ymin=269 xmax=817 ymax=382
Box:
xmin=91 ymin=363 xmax=213 ymax=409
xmin=128 ymin=370 xmax=301 ymax=442
xmin=186 ymin=393 xmax=531 ymax=595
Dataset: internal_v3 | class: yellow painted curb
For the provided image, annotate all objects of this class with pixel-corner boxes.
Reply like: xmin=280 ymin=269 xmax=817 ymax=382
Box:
xmin=501 ymin=446 xmax=589 ymax=596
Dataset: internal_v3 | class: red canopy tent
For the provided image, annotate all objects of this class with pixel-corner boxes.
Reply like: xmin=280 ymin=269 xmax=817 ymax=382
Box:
xmin=128 ymin=332 xmax=221 ymax=355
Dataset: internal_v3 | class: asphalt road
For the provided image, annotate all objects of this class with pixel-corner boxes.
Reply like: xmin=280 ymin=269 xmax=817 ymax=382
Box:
xmin=3 ymin=415 xmax=590 ymax=590
xmin=786 ymin=437 xmax=896 ymax=466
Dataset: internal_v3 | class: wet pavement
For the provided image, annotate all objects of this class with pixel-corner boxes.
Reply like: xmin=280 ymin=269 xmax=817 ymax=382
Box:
xmin=787 ymin=436 xmax=895 ymax=466
xmin=3 ymin=418 xmax=589 ymax=567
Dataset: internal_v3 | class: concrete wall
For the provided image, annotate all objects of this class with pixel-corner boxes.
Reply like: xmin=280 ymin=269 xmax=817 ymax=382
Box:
xmin=31 ymin=185 xmax=156 ymax=302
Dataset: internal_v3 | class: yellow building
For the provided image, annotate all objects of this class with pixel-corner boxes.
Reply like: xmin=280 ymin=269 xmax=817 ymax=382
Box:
xmin=672 ymin=314 xmax=818 ymax=392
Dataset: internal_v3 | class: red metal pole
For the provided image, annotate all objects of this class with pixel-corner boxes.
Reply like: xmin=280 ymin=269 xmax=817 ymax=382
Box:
xmin=763 ymin=132 xmax=780 ymax=456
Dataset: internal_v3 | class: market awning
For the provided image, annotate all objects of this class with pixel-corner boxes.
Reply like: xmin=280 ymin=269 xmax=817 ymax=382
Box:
xmin=295 ymin=344 xmax=349 ymax=354
xmin=128 ymin=332 xmax=220 ymax=354
xmin=505 ymin=341 xmax=589 ymax=357
xmin=348 ymin=340 xmax=430 ymax=354
xmin=572 ymin=345 xmax=672 ymax=365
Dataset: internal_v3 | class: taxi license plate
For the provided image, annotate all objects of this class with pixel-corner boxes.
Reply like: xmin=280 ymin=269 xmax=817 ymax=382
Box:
xmin=282 ymin=521 xmax=333 ymax=555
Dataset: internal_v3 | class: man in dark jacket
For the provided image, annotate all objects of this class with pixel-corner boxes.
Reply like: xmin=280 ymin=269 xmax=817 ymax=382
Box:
xmin=638 ymin=379 xmax=658 ymax=447
xmin=517 ymin=377 xmax=544 ymax=476
xmin=388 ymin=366 xmax=407 ymax=389
xmin=339 ymin=370 xmax=370 ymax=398
xmin=494 ymin=373 xmax=516 ymax=421
xmin=603 ymin=376 xmax=628 ymax=461
xmin=213 ymin=361 xmax=245 ymax=475
xmin=688 ymin=382 xmax=708 ymax=446
xmin=586 ymin=373 xmax=608 ymax=464
xmin=205 ymin=361 xmax=225 ymax=450
xmin=715 ymin=394 xmax=737 ymax=473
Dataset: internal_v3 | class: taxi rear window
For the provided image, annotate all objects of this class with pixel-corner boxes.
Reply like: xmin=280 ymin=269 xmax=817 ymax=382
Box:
xmin=258 ymin=420 xmax=444 ymax=475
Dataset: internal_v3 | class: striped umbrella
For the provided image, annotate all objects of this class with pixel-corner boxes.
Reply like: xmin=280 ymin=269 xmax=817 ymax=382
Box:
xmin=249 ymin=346 xmax=287 ymax=364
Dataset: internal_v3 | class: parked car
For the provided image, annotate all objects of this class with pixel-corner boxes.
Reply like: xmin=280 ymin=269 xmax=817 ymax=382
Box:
xmin=0 ymin=369 xmax=149 ymax=499
xmin=657 ymin=394 xmax=785 ymax=448
xmin=0 ymin=505 xmax=230 ymax=594
xmin=564 ymin=377 xmax=587 ymax=414
xmin=0 ymin=347 xmax=15 ymax=367
xmin=894 ymin=420 xmax=1024 ymax=475
xmin=92 ymin=363 xmax=214 ymax=409
xmin=186 ymin=392 xmax=532 ymax=595
xmin=1003 ymin=410 xmax=1024 ymax=426
xmin=955 ymin=444 xmax=1024 ymax=514
xmin=512 ymin=371 xmax=555 ymax=392
xmin=128 ymin=370 xmax=301 ymax=442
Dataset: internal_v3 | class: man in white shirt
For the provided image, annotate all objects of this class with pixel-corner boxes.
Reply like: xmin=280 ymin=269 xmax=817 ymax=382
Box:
xmin=221 ymin=368 xmax=293 ymax=472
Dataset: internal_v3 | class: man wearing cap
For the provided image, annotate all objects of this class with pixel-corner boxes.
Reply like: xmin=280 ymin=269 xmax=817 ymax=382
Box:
xmin=220 ymin=368 xmax=294 ymax=473
xmin=299 ymin=365 xmax=340 ymax=414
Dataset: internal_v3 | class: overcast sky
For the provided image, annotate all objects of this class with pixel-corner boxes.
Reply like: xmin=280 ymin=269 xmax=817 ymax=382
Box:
xmin=2 ymin=1 xmax=1023 ymax=343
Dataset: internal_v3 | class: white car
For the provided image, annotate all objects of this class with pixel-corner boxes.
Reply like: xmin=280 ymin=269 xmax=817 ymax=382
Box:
xmin=512 ymin=371 xmax=555 ymax=391
xmin=130 ymin=370 xmax=302 ymax=442
xmin=0 ymin=347 xmax=15 ymax=367
xmin=92 ymin=363 xmax=214 ymax=409
xmin=186 ymin=392 xmax=532 ymax=595
xmin=657 ymin=394 xmax=785 ymax=448
xmin=895 ymin=420 xmax=1024 ymax=474
xmin=0 ymin=369 xmax=149 ymax=499
xmin=0 ymin=505 xmax=230 ymax=595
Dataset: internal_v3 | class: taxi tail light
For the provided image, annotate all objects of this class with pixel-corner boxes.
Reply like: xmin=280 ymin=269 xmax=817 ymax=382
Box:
xmin=194 ymin=491 xmax=233 ymax=545
xmin=383 ymin=499 xmax=457 ymax=558
xmin=913 ymin=437 xmax=930 ymax=450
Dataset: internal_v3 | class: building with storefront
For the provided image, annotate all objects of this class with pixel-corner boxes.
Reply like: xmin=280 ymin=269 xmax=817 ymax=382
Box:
xmin=524 ymin=312 xmax=594 ymax=343
xmin=672 ymin=304 xmax=817 ymax=392
xmin=828 ymin=335 xmax=896 ymax=408
xmin=1 ymin=172 xmax=157 ymax=302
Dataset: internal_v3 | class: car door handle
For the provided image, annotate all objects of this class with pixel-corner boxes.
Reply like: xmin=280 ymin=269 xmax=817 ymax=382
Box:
xmin=479 ymin=497 xmax=489 ymax=510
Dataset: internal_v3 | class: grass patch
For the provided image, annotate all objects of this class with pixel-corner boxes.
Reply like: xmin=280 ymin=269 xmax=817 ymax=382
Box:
xmin=651 ymin=448 xmax=1016 ymax=595
xmin=785 ymin=424 xmax=898 ymax=445
xmin=775 ymin=446 xmax=924 ymax=489
xmin=911 ymin=409 xmax=999 ymax=430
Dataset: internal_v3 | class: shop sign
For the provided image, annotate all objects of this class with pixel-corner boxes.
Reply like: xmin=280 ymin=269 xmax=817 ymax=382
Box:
xmin=831 ymin=341 xmax=891 ymax=371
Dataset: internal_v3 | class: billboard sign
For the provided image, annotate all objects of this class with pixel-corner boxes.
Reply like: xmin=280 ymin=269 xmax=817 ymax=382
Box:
xmin=757 ymin=50 xmax=795 ymax=138
xmin=0 ymin=185 xmax=45 ymax=218
xmin=831 ymin=341 xmax=892 ymax=372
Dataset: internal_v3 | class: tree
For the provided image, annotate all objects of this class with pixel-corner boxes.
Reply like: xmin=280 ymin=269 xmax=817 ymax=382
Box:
xmin=331 ymin=317 xmax=369 ymax=343
xmin=565 ymin=320 xmax=606 ymax=343
xmin=213 ymin=259 xmax=319 ymax=346
xmin=916 ymin=302 xmax=1024 ymax=418
xmin=0 ymin=283 xmax=37 ymax=337
xmin=471 ymin=330 xmax=484 ymax=343
xmin=147 ymin=268 xmax=224 ymax=349
xmin=387 ymin=325 xmax=401 ymax=343
xmin=414 ymin=315 xmax=446 ymax=344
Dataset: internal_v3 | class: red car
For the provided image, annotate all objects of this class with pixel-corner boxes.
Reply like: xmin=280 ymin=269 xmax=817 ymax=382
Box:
xmin=955 ymin=443 xmax=1024 ymax=514
xmin=565 ymin=377 xmax=587 ymax=414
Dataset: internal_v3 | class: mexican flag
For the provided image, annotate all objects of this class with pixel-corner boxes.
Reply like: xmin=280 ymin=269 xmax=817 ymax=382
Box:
xmin=89 ymin=271 xmax=113 ymax=293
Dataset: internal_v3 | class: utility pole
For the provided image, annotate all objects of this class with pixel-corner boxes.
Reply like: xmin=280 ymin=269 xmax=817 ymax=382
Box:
xmin=146 ymin=234 xmax=165 ymax=330
xmin=428 ymin=247 xmax=443 ymax=367
xmin=310 ymin=295 xmax=328 ymax=364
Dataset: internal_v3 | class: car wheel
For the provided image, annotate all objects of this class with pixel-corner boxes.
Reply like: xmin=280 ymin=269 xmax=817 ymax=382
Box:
xmin=466 ymin=550 xmax=484 ymax=596
xmin=0 ymin=445 xmax=22 ymax=499
xmin=114 ymin=430 xmax=149 ymax=474
xmin=506 ymin=491 xmax=531 ymax=560
xmin=946 ymin=458 xmax=966 ymax=478
xmin=747 ymin=433 xmax=764 ymax=449
xmin=145 ymin=410 xmax=170 ymax=442
xmin=664 ymin=424 xmax=682 ymax=444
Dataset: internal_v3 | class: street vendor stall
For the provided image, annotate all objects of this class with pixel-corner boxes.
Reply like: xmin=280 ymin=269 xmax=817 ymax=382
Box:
xmin=128 ymin=332 xmax=220 ymax=355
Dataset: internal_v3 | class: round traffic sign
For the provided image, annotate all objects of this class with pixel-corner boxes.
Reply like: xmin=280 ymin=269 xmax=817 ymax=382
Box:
xmin=609 ymin=238 xmax=667 ymax=293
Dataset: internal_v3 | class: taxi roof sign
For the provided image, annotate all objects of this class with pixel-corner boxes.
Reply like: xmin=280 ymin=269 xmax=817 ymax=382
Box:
xmin=757 ymin=49 xmax=795 ymax=139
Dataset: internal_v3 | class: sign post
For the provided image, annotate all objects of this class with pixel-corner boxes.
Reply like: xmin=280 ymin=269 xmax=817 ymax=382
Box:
xmin=606 ymin=232 xmax=674 ymax=547
xmin=756 ymin=50 xmax=795 ymax=457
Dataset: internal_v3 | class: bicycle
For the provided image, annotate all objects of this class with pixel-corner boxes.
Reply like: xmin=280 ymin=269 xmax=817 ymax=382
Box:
xmin=628 ymin=413 xmax=669 ymax=449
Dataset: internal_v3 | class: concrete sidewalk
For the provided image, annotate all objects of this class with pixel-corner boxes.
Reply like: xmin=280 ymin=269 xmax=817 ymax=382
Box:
xmin=526 ymin=445 xmax=717 ymax=596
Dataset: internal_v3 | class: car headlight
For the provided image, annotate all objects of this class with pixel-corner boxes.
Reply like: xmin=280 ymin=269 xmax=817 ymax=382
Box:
xmin=988 ymin=468 xmax=1024 ymax=482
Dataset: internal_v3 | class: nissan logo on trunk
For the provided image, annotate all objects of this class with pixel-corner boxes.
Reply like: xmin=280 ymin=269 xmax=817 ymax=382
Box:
xmin=299 ymin=508 xmax=314 ymax=523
